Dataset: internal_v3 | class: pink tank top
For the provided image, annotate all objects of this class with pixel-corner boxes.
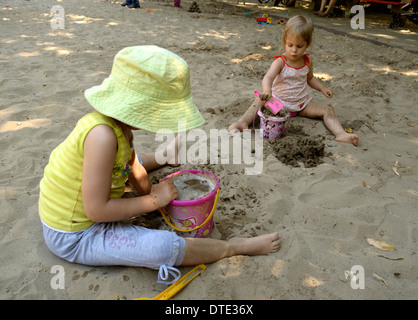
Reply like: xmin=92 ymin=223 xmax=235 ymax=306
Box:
xmin=271 ymin=54 xmax=312 ymax=112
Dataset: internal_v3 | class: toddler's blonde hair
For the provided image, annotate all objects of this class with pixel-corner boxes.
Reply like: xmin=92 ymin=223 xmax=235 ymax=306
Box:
xmin=281 ymin=15 xmax=314 ymax=49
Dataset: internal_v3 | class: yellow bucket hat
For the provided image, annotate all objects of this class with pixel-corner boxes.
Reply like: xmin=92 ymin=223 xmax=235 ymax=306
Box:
xmin=84 ymin=45 xmax=205 ymax=133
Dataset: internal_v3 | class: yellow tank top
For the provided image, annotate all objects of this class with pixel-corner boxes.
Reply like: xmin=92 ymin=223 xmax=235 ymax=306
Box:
xmin=39 ymin=113 xmax=133 ymax=231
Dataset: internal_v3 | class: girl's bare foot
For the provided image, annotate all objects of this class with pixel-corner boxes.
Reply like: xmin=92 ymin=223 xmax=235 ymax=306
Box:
xmin=336 ymin=132 xmax=359 ymax=146
xmin=317 ymin=11 xmax=329 ymax=17
xmin=229 ymin=232 xmax=282 ymax=255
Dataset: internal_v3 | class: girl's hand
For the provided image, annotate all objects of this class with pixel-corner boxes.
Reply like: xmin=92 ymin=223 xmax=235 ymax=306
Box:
xmin=322 ymin=87 xmax=333 ymax=98
xmin=149 ymin=179 xmax=178 ymax=208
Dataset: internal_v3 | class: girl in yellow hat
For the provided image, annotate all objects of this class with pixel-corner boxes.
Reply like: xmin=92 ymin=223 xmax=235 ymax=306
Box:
xmin=39 ymin=46 xmax=281 ymax=285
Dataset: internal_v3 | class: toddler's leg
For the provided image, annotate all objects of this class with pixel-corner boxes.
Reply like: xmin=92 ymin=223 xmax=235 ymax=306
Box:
xmin=228 ymin=97 xmax=264 ymax=132
xmin=299 ymin=101 xmax=359 ymax=146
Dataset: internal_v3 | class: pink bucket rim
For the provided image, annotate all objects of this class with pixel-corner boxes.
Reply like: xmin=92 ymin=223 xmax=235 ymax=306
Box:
xmin=161 ymin=169 xmax=220 ymax=206
xmin=257 ymin=109 xmax=289 ymax=122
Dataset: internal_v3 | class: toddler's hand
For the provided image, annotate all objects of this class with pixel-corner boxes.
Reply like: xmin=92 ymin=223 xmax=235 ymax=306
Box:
xmin=322 ymin=88 xmax=333 ymax=98
xmin=150 ymin=180 xmax=178 ymax=208
xmin=259 ymin=92 xmax=271 ymax=101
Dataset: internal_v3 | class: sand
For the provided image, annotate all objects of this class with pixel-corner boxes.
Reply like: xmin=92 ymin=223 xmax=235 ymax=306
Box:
xmin=1 ymin=0 xmax=417 ymax=300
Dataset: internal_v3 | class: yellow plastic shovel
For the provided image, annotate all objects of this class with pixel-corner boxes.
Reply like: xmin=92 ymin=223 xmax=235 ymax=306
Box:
xmin=134 ymin=264 xmax=206 ymax=300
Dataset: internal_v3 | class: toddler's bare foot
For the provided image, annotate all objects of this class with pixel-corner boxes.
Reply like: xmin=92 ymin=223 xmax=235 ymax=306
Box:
xmin=336 ymin=132 xmax=359 ymax=146
xmin=229 ymin=232 xmax=282 ymax=255
xmin=228 ymin=119 xmax=250 ymax=132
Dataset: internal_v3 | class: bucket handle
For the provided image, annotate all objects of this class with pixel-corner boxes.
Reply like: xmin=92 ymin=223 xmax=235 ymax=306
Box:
xmin=159 ymin=188 xmax=220 ymax=233
xmin=253 ymin=108 xmax=260 ymax=137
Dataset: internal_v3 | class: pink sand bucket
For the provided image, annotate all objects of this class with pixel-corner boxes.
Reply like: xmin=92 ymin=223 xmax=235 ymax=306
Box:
xmin=257 ymin=109 xmax=290 ymax=139
xmin=160 ymin=170 xmax=220 ymax=238
xmin=253 ymin=91 xmax=290 ymax=139
xmin=253 ymin=108 xmax=291 ymax=139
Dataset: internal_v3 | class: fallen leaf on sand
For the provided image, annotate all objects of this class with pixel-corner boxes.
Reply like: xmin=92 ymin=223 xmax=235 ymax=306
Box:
xmin=366 ymin=238 xmax=396 ymax=251
xmin=373 ymin=273 xmax=388 ymax=286
xmin=362 ymin=181 xmax=373 ymax=190
xmin=344 ymin=270 xmax=355 ymax=280
xmin=392 ymin=167 xmax=400 ymax=177
xmin=377 ymin=254 xmax=403 ymax=261
xmin=407 ymin=189 xmax=418 ymax=196
xmin=248 ymin=63 xmax=256 ymax=74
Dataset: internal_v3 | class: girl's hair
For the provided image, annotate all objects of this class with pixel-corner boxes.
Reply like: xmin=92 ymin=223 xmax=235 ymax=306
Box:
xmin=281 ymin=15 xmax=314 ymax=49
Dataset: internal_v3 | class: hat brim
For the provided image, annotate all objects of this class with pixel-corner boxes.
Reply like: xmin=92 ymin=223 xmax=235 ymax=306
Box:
xmin=84 ymin=76 xmax=205 ymax=134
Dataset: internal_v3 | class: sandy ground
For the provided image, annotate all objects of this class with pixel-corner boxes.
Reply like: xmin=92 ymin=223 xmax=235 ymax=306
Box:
xmin=0 ymin=0 xmax=417 ymax=300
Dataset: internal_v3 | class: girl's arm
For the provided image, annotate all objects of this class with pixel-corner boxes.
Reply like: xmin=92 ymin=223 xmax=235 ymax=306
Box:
xmin=260 ymin=58 xmax=284 ymax=100
xmin=127 ymin=151 xmax=152 ymax=195
xmin=81 ymin=125 xmax=177 ymax=223
xmin=307 ymin=60 xmax=333 ymax=98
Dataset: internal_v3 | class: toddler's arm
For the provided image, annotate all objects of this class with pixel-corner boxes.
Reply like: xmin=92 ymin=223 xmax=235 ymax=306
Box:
xmin=307 ymin=60 xmax=333 ymax=98
xmin=260 ymin=58 xmax=284 ymax=100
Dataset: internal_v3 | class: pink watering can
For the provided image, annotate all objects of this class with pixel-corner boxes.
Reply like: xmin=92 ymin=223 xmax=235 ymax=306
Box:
xmin=254 ymin=90 xmax=284 ymax=115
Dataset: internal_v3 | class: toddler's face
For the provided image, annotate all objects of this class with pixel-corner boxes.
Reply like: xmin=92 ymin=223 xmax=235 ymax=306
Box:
xmin=284 ymin=33 xmax=308 ymax=62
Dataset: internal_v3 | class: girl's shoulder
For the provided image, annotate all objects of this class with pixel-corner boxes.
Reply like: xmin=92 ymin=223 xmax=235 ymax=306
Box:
xmin=272 ymin=54 xmax=286 ymax=68
xmin=304 ymin=54 xmax=313 ymax=70
xmin=274 ymin=54 xmax=311 ymax=66
xmin=273 ymin=54 xmax=286 ymax=62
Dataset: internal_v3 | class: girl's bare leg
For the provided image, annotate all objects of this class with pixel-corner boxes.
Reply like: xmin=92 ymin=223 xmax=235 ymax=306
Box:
xmin=315 ymin=0 xmax=328 ymax=15
xmin=228 ymin=98 xmax=264 ymax=132
xmin=299 ymin=101 xmax=359 ymax=146
xmin=322 ymin=0 xmax=337 ymax=15
xmin=180 ymin=233 xmax=282 ymax=266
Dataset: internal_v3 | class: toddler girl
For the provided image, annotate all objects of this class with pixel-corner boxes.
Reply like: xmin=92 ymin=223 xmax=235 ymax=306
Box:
xmin=229 ymin=15 xmax=358 ymax=146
